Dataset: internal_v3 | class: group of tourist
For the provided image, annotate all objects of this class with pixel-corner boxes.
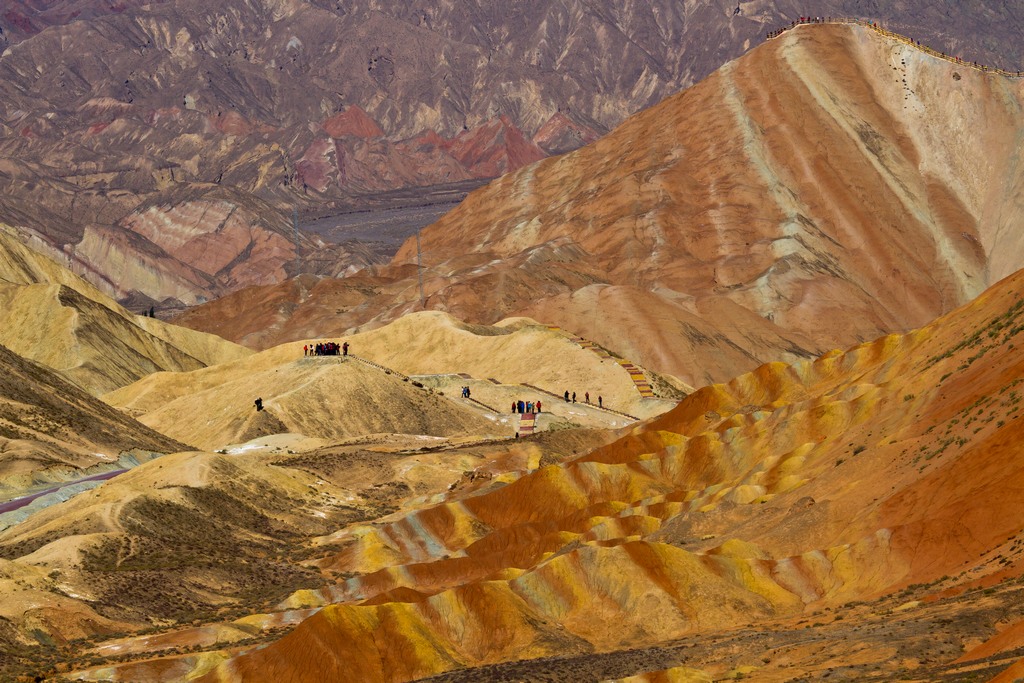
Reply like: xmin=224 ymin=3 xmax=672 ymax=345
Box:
xmin=512 ymin=399 xmax=541 ymax=414
xmin=461 ymin=386 xmax=472 ymax=398
xmin=304 ymin=341 xmax=348 ymax=356
xmin=767 ymin=16 xmax=829 ymax=39
xmin=563 ymin=390 xmax=602 ymax=408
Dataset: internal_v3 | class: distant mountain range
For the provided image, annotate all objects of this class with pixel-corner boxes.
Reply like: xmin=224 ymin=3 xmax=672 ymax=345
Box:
xmin=0 ymin=0 xmax=1022 ymax=308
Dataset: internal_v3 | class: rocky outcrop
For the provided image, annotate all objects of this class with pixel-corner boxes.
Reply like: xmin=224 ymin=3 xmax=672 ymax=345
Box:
xmin=322 ymin=106 xmax=385 ymax=139
xmin=533 ymin=112 xmax=603 ymax=154
xmin=442 ymin=115 xmax=548 ymax=178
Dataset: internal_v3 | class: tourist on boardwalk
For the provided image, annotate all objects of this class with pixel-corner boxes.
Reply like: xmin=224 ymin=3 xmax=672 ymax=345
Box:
xmin=585 ymin=391 xmax=590 ymax=403
xmin=512 ymin=401 xmax=518 ymax=413
xmin=303 ymin=344 xmax=308 ymax=356
xmin=598 ymin=396 xmax=603 ymax=408
xmin=572 ymin=392 xmax=577 ymax=403
xmin=536 ymin=400 xmax=542 ymax=413
xmin=343 ymin=341 xmax=349 ymax=356
xmin=518 ymin=400 xmax=525 ymax=413
xmin=564 ymin=390 xmax=570 ymax=402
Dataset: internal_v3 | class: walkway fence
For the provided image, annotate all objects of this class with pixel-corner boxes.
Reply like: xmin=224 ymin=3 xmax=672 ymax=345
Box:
xmin=767 ymin=17 xmax=1023 ymax=78
xmin=347 ymin=354 xmax=410 ymax=381
xmin=520 ymin=383 xmax=640 ymax=422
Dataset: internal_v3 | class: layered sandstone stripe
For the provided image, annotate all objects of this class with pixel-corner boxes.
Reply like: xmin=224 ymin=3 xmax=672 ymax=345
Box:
xmin=180 ymin=268 xmax=1024 ymax=683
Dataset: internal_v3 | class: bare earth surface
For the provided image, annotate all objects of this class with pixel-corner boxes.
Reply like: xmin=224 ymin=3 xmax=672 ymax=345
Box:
xmin=2 ymin=8 xmax=1024 ymax=683
xmin=20 ymin=238 xmax=1024 ymax=683
xmin=178 ymin=24 xmax=1024 ymax=391
xmin=0 ymin=226 xmax=250 ymax=396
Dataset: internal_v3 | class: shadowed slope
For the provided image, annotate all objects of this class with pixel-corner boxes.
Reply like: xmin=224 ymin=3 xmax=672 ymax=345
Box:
xmin=181 ymin=266 xmax=1024 ymax=682
xmin=0 ymin=343 xmax=188 ymax=493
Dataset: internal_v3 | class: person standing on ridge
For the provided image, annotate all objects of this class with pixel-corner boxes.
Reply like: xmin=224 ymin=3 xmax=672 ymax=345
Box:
xmin=343 ymin=341 xmax=349 ymax=356
xmin=254 ymin=397 xmax=263 ymax=411
xmin=564 ymin=390 xmax=570 ymax=402
xmin=598 ymin=395 xmax=603 ymax=408
xmin=572 ymin=392 xmax=576 ymax=403
xmin=536 ymin=400 xmax=542 ymax=413
xmin=585 ymin=392 xmax=590 ymax=403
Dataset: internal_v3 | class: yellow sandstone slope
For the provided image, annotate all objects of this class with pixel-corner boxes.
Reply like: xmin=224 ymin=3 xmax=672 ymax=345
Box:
xmin=181 ymin=267 xmax=1024 ymax=683
xmin=104 ymin=353 xmax=495 ymax=452
xmin=339 ymin=311 xmax=688 ymax=416
xmin=0 ymin=227 xmax=250 ymax=395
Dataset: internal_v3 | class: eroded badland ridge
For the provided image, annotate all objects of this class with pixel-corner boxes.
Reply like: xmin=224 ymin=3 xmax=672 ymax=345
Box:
xmin=1 ymin=11 xmax=1023 ymax=683
xmin=1 ymin=2 xmax=1023 ymax=311
xmin=179 ymin=23 xmax=1024 ymax=389
xmin=8 ymin=227 xmax=1024 ymax=682
xmin=0 ymin=227 xmax=250 ymax=396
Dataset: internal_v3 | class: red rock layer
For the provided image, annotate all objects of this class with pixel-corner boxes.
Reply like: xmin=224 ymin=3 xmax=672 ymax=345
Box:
xmin=443 ymin=116 xmax=548 ymax=178
xmin=322 ymin=106 xmax=385 ymax=139
xmin=533 ymin=112 xmax=603 ymax=154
